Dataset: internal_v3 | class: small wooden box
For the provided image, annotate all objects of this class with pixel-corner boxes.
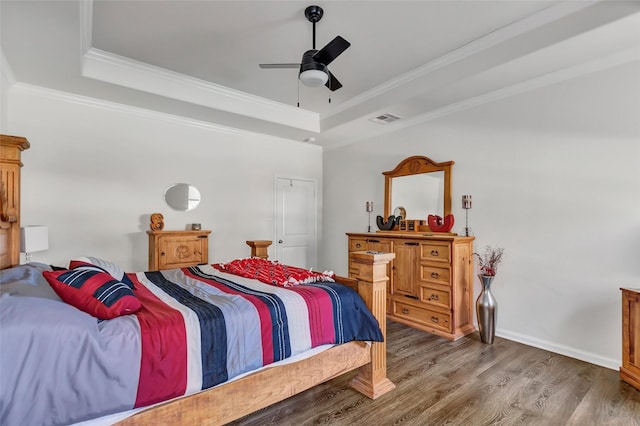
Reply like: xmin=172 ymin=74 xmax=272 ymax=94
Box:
xmin=399 ymin=219 xmax=426 ymax=232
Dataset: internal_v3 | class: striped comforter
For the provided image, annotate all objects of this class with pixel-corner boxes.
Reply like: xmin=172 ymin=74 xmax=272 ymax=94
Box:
xmin=132 ymin=264 xmax=383 ymax=407
xmin=1 ymin=263 xmax=383 ymax=426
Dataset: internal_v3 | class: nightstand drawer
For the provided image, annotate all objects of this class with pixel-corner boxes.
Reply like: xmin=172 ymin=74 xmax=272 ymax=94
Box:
xmin=148 ymin=230 xmax=211 ymax=271
xmin=159 ymin=238 xmax=206 ymax=269
xmin=393 ymin=300 xmax=451 ymax=332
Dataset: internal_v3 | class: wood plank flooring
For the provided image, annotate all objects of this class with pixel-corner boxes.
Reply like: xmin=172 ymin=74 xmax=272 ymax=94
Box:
xmin=230 ymin=321 xmax=640 ymax=426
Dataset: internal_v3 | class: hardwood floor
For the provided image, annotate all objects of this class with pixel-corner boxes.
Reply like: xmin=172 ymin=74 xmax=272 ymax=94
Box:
xmin=231 ymin=321 xmax=640 ymax=426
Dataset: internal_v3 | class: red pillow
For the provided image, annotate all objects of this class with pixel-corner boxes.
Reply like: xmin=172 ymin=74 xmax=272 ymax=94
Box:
xmin=43 ymin=269 xmax=141 ymax=320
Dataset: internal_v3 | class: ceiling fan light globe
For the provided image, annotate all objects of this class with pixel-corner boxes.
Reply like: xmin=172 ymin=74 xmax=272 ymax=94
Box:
xmin=299 ymin=69 xmax=328 ymax=87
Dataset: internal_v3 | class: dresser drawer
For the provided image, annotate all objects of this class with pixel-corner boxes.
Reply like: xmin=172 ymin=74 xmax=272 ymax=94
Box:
xmin=420 ymin=285 xmax=451 ymax=310
xmin=420 ymin=242 xmax=450 ymax=264
xmin=420 ymin=264 xmax=451 ymax=286
xmin=349 ymin=238 xmax=368 ymax=251
xmin=393 ymin=300 xmax=451 ymax=332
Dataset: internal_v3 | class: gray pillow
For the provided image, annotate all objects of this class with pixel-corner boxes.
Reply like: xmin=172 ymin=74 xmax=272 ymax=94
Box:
xmin=0 ymin=263 xmax=62 ymax=301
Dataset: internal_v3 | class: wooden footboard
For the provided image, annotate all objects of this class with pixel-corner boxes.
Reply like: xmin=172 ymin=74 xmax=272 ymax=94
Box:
xmin=117 ymin=251 xmax=394 ymax=425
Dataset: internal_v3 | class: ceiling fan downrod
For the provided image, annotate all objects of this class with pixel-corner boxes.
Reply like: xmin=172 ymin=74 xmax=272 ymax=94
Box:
xmin=305 ymin=5 xmax=323 ymax=50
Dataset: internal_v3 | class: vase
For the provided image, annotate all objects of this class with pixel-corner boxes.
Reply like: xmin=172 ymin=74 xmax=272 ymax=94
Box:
xmin=476 ymin=275 xmax=497 ymax=344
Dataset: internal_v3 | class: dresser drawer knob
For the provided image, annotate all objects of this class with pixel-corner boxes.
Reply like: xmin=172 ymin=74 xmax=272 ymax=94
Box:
xmin=431 ymin=272 xmax=439 ymax=278
xmin=161 ymin=252 xmax=166 ymax=256
xmin=430 ymin=250 xmax=439 ymax=256
xmin=355 ymin=243 xmax=362 ymax=248
xmin=431 ymin=316 xmax=439 ymax=323
xmin=402 ymin=308 xmax=409 ymax=314
xmin=429 ymin=294 xmax=440 ymax=301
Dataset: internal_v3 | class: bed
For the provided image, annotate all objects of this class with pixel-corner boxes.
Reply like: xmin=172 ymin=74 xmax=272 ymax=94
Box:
xmin=0 ymin=134 xmax=395 ymax=425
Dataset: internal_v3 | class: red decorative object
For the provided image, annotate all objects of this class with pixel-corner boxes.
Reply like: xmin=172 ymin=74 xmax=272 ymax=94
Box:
xmin=427 ymin=214 xmax=455 ymax=233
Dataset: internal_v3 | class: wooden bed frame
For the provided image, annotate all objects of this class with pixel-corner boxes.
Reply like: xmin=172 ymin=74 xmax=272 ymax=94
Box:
xmin=0 ymin=134 xmax=395 ymax=425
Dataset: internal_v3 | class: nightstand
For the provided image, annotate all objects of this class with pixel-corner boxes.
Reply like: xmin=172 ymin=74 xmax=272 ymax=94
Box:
xmin=246 ymin=240 xmax=272 ymax=260
xmin=147 ymin=230 xmax=211 ymax=270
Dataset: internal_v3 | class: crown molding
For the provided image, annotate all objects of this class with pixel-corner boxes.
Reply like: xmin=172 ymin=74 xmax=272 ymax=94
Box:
xmin=81 ymin=48 xmax=320 ymax=133
xmin=11 ymin=82 xmax=319 ymax=151
xmin=321 ymin=0 xmax=599 ymax=121
xmin=79 ymin=0 xmax=92 ymax=56
xmin=79 ymin=1 xmax=318 ymax=132
xmin=325 ymin=47 xmax=639 ymax=151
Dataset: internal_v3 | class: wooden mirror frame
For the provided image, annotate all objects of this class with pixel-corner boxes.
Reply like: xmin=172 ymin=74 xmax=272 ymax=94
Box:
xmin=383 ymin=156 xmax=454 ymax=220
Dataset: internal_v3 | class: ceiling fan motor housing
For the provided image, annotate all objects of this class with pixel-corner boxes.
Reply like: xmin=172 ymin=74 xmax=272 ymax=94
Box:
xmin=299 ymin=49 xmax=328 ymax=86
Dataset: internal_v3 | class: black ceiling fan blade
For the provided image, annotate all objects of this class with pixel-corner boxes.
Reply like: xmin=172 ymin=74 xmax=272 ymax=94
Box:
xmin=313 ymin=35 xmax=350 ymax=66
xmin=325 ymin=70 xmax=343 ymax=91
xmin=259 ymin=63 xmax=300 ymax=69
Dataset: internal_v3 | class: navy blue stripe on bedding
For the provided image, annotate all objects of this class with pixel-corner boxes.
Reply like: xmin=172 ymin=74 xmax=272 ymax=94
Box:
xmin=144 ymin=271 xmax=228 ymax=388
xmin=187 ymin=266 xmax=292 ymax=362
xmin=308 ymin=282 xmax=384 ymax=343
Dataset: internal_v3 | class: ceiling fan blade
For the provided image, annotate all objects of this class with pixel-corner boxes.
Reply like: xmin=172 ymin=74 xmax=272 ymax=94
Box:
xmin=259 ymin=63 xmax=300 ymax=69
xmin=313 ymin=35 xmax=350 ymax=66
xmin=325 ymin=70 xmax=343 ymax=91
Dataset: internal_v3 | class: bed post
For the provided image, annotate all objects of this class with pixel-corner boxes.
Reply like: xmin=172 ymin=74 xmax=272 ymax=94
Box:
xmin=348 ymin=250 xmax=396 ymax=399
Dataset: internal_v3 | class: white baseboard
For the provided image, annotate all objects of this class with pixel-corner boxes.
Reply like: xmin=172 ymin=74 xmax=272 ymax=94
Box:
xmin=496 ymin=328 xmax=619 ymax=372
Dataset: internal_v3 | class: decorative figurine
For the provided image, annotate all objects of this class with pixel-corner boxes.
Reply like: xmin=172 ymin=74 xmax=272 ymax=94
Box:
xmin=150 ymin=213 xmax=164 ymax=231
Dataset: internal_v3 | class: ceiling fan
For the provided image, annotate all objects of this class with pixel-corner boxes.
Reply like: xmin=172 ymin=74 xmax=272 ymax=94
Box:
xmin=259 ymin=5 xmax=350 ymax=91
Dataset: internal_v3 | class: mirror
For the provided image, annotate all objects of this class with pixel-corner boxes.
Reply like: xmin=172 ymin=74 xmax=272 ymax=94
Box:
xmin=164 ymin=183 xmax=201 ymax=211
xmin=383 ymin=156 xmax=453 ymax=220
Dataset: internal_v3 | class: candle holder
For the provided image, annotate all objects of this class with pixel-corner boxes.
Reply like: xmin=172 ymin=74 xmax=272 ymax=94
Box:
xmin=366 ymin=201 xmax=373 ymax=232
xmin=462 ymin=195 xmax=472 ymax=237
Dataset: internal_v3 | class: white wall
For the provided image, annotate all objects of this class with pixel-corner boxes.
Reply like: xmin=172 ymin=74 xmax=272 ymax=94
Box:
xmin=7 ymin=85 xmax=323 ymax=272
xmin=321 ymin=60 xmax=640 ymax=370
xmin=0 ymin=49 xmax=14 ymax=132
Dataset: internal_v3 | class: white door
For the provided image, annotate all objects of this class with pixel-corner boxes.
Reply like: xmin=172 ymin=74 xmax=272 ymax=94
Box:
xmin=275 ymin=178 xmax=317 ymax=269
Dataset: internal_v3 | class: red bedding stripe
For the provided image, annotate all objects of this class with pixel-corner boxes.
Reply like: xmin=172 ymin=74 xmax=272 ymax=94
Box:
xmin=287 ymin=285 xmax=335 ymax=346
xmin=131 ymin=274 xmax=188 ymax=408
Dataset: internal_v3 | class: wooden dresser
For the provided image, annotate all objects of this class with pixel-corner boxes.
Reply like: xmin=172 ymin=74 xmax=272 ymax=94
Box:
xmin=0 ymin=135 xmax=30 ymax=269
xmin=347 ymin=232 xmax=475 ymax=340
xmin=147 ymin=230 xmax=211 ymax=270
xmin=621 ymin=288 xmax=640 ymax=389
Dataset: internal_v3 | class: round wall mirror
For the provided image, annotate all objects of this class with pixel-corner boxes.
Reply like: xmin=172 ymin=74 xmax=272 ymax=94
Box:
xmin=164 ymin=183 xmax=201 ymax=211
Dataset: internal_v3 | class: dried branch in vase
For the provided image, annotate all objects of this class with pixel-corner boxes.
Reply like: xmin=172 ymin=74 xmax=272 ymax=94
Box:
xmin=474 ymin=245 xmax=504 ymax=277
